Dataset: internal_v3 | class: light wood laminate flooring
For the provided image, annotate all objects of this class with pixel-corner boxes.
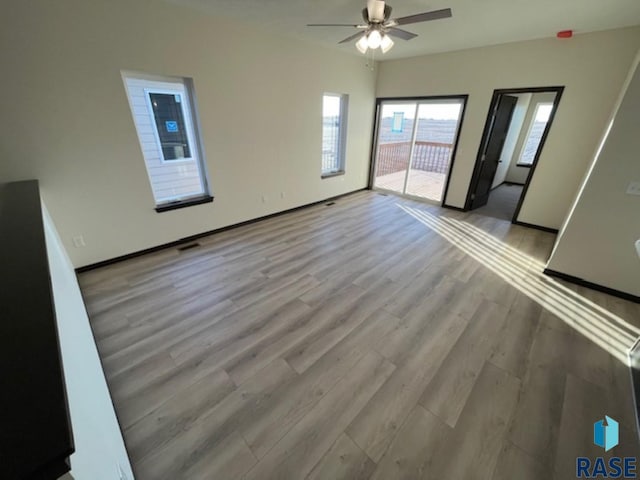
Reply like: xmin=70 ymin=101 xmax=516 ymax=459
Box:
xmin=79 ymin=191 xmax=640 ymax=480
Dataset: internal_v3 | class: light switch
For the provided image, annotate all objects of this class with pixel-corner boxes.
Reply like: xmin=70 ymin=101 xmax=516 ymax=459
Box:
xmin=626 ymin=181 xmax=640 ymax=196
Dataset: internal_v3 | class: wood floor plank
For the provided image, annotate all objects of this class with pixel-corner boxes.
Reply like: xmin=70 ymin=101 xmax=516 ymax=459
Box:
xmin=108 ymin=351 xmax=177 ymax=401
xmin=427 ymin=362 xmax=521 ymax=480
xmin=169 ymin=298 xmax=314 ymax=377
xmin=168 ymin=286 xmax=316 ymax=365
xmin=381 ymin=263 xmax=450 ymax=320
xmin=419 ymin=299 xmax=510 ymax=427
xmin=297 ymin=269 xmax=362 ymax=307
xmin=466 ymin=264 xmax=519 ymax=309
xmin=370 ymin=405 xmax=450 ymax=480
xmin=351 ymin=229 xmax=434 ymax=288
xmin=89 ymin=314 xmax=130 ymax=340
xmin=224 ymin=283 xmax=367 ymax=384
xmin=346 ymin=306 xmax=471 ymax=462
xmin=446 ymin=250 xmax=483 ymax=283
xmin=181 ymin=431 xmax=256 ymax=480
xmin=488 ymin=294 xmax=542 ymax=379
xmin=508 ymin=312 xmax=571 ymax=465
xmin=284 ymin=278 xmax=399 ymax=374
xmin=243 ymin=351 xmax=395 ymax=480
xmin=125 ymin=368 xmax=235 ymax=462
xmin=241 ymin=308 xmax=403 ymax=460
xmin=135 ymin=358 xmax=296 ymax=479
xmin=492 ymin=441 xmax=552 ymax=480
xmin=114 ymin=351 xmax=229 ymax=428
xmin=564 ymin=326 xmax=620 ymax=392
xmin=305 ymin=433 xmax=375 ymax=480
xmin=103 ymin=298 xmax=236 ymax=379
xmin=230 ymin=265 xmax=317 ymax=307
xmin=377 ymin=277 xmax=479 ymax=367
xmin=77 ymin=191 xmax=640 ymax=480
xmin=85 ymin=281 xmax=177 ymax=320
xmin=98 ymin=294 xmax=234 ymax=357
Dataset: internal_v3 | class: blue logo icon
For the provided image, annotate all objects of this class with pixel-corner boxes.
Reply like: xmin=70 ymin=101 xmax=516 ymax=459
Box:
xmin=165 ymin=121 xmax=178 ymax=133
xmin=594 ymin=415 xmax=619 ymax=452
xmin=577 ymin=416 xmax=636 ymax=478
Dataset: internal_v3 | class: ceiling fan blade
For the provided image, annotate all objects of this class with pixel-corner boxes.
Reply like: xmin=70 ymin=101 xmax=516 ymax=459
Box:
xmin=393 ymin=8 xmax=452 ymax=26
xmin=386 ymin=27 xmax=418 ymax=41
xmin=338 ymin=31 xmax=365 ymax=44
xmin=307 ymin=23 xmax=361 ymax=27
xmin=384 ymin=4 xmax=393 ymax=21
xmin=367 ymin=0 xmax=386 ymax=22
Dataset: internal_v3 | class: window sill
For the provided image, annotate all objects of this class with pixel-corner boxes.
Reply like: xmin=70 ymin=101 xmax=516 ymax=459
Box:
xmin=321 ymin=171 xmax=345 ymax=179
xmin=155 ymin=195 xmax=214 ymax=213
xmin=516 ymin=163 xmax=533 ymax=168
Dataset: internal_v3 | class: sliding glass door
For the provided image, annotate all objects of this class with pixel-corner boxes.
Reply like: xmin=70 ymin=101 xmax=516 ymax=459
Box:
xmin=373 ymin=98 xmax=465 ymax=203
xmin=372 ymin=102 xmax=415 ymax=194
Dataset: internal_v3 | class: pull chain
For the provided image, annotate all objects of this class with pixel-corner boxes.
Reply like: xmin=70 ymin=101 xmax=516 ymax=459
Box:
xmin=365 ymin=48 xmax=376 ymax=71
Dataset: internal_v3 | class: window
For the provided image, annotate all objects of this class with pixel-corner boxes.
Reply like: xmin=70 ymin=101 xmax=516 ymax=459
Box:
xmin=519 ymin=102 xmax=553 ymax=166
xmin=321 ymin=93 xmax=348 ymax=177
xmin=147 ymin=91 xmax=193 ymax=161
xmin=122 ymin=72 xmax=211 ymax=211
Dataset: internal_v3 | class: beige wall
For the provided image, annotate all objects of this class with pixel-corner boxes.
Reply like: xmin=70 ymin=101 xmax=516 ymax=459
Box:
xmin=0 ymin=0 xmax=376 ymax=267
xmin=547 ymin=54 xmax=640 ymax=297
xmin=376 ymin=28 xmax=640 ymax=228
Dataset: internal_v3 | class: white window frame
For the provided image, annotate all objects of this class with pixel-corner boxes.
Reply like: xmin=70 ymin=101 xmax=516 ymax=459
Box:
xmin=144 ymin=87 xmax=199 ymax=165
xmin=321 ymin=93 xmax=349 ymax=177
xmin=122 ymin=71 xmax=211 ymax=211
xmin=518 ymin=102 xmax=553 ymax=166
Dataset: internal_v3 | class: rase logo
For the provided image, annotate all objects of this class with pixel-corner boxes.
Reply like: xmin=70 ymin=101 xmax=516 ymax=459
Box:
xmin=576 ymin=415 xmax=637 ymax=479
xmin=594 ymin=416 xmax=620 ymax=452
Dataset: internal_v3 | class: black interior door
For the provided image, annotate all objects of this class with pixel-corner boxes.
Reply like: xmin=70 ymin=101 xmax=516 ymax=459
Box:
xmin=469 ymin=95 xmax=518 ymax=209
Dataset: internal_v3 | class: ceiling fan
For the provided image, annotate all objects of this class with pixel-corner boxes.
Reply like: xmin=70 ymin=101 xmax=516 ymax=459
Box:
xmin=307 ymin=0 xmax=452 ymax=54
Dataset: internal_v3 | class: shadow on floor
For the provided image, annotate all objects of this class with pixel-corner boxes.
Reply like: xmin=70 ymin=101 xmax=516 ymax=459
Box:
xmin=474 ymin=183 xmax=524 ymax=221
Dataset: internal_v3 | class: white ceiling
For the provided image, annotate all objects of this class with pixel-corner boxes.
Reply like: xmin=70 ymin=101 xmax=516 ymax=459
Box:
xmin=165 ymin=0 xmax=640 ymax=60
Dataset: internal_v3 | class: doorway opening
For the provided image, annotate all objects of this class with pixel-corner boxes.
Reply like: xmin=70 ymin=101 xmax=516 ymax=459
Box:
xmin=370 ymin=96 xmax=467 ymax=205
xmin=465 ymin=87 xmax=564 ymax=223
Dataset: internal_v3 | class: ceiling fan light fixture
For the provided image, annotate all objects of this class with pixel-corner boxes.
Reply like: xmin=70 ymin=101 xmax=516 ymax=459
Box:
xmin=356 ymin=34 xmax=369 ymax=53
xmin=380 ymin=34 xmax=394 ymax=53
xmin=367 ymin=29 xmax=382 ymax=49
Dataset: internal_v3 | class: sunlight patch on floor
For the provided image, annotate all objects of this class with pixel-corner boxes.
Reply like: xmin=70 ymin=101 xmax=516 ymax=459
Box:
xmin=398 ymin=204 xmax=640 ymax=364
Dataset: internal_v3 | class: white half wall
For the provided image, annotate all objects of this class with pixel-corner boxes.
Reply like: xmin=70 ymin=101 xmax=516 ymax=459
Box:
xmin=546 ymin=53 xmax=640 ymax=297
xmin=43 ymin=205 xmax=134 ymax=480
xmin=0 ymin=0 xmax=376 ymax=267
xmin=376 ymin=27 xmax=640 ymax=228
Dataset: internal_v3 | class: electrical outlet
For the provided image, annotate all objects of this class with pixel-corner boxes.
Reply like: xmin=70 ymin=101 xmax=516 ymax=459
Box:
xmin=626 ymin=181 xmax=640 ymax=196
xmin=261 ymin=195 xmax=268 ymax=204
xmin=280 ymin=192 xmax=285 ymax=199
xmin=72 ymin=235 xmax=86 ymax=248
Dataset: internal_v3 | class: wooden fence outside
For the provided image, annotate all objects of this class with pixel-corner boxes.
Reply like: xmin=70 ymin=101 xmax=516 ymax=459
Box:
xmin=376 ymin=141 xmax=453 ymax=177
